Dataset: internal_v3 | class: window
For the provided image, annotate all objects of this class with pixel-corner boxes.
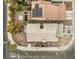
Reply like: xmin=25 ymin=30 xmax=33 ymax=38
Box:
xmin=32 ymin=4 xmax=42 ymax=17
xmin=52 ymin=1 xmax=72 ymax=10
xmin=52 ymin=1 xmax=63 ymax=6
xmin=52 ymin=1 xmax=63 ymax=3
xmin=64 ymin=2 xmax=72 ymax=10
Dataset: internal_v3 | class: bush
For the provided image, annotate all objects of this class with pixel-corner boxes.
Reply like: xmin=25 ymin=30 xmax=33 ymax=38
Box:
xmin=15 ymin=3 xmax=23 ymax=11
xmin=8 ymin=1 xmax=23 ymax=11
xmin=8 ymin=11 xmax=15 ymax=18
xmin=14 ymin=2 xmax=23 ymax=11
xmin=7 ymin=20 xmax=23 ymax=35
xmin=4 ymin=0 xmax=11 ymax=4
xmin=9 ymin=43 xmax=17 ymax=52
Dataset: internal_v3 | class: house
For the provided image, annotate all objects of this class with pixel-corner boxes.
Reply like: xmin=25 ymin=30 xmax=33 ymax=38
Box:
xmin=25 ymin=23 xmax=58 ymax=42
xmin=31 ymin=0 xmax=66 ymax=20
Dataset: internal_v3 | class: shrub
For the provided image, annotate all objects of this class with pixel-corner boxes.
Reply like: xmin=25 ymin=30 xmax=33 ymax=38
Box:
xmin=13 ymin=2 xmax=23 ymax=11
xmin=4 ymin=0 xmax=11 ymax=4
xmin=9 ymin=43 xmax=17 ymax=52
xmin=8 ymin=11 xmax=15 ymax=18
xmin=7 ymin=20 xmax=23 ymax=35
xmin=15 ymin=3 xmax=23 ymax=11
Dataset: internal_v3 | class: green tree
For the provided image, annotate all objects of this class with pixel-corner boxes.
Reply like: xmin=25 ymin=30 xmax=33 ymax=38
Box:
xmin=10 ymin=2 xmax=23 ymax=11
xmin=7 ymin=20 xmax=23 ymax=35
xmin=4 ymin=0 xmax=11 ymax=4
xmin=15 ymin=3 xmax=23 ymax=11
xmin=8 ymin=11 xmax=15 ymax=18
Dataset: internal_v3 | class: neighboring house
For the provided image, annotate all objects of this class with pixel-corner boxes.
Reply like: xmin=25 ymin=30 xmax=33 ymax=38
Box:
xmin=31 ymin=1 xmax=66 ymax=20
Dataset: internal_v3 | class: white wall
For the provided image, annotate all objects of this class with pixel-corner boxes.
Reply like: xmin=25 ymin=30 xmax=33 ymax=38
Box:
xmin=26 ymin=23 xmax=58 ymax=42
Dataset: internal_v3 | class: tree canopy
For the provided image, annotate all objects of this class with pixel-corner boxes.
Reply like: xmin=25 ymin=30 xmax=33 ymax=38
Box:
xmin=7 ymin=20 xmax=23 ymax=35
